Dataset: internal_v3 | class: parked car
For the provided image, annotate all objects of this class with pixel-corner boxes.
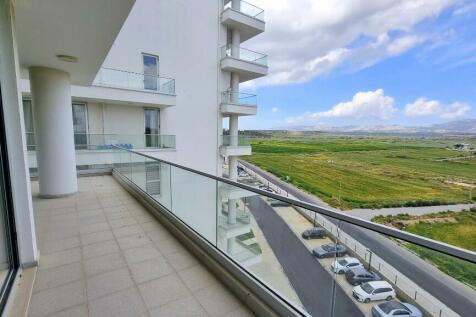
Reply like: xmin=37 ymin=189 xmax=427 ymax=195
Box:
xmin=269 ymin=198 xmax=291 ymax=207
xmin=371 ymin=301 xmax=422 ymax=317
xmin=352 ymin=281 xmax=396 ymax=303
xmin=302 ymin=227 xmax=326 ymax=239
xmin=345 ymin=267 xmax=382 ymax=285
xmin=312 ymin=243 xmax=346 ymax=258
xmin=331 ymin=257 xmax=363 ymax=274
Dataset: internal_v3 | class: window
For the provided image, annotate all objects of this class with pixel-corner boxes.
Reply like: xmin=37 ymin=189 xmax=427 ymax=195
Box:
xmin=22 ymin=100 xmax=35 ymax=151
xmin=144 ymin=108 xmax=160 ymax=147
xmin=0 ymin=86 xmax=20 ymax=312
xmin=72 ymin=103 xmax=88 ymax=150
xmin=142 ymin=53 xmax=159 ymax=91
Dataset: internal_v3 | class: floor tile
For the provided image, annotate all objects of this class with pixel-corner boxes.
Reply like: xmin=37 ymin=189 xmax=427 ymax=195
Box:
xmin=84 ymin=252 xmax=126 ymax=277
xmin=117 ymin=233 xmax=151 ymax=250
xmin=130 ymin=257 xmax=174 ymax=284
xmin=39 ymin=248 xmax=81 ymax=270
xmin=123 ymin=244 xmax=162 ymax=265
xmin=34 ymin=262 xmax=83 ymax=293
xmin=178 ymin=265 xmax=218 ymax=292
xmin=86 ymin=268 xmax=134 ymax=300
xmin=138 ymin=274 xmax=191 ymax=309
xmin=89 ymin=287 xmax=147 ymax=317
xmin=28 ymin=280 xmax=86 ymax=317
xmin=194 ymin=284 xmax=241 ymax=317
xmin=165 ymin=251 xmax=199 ymax=271
xmin=80 ymin=229 xmax=114 ymax=246
xmin=149 ymin=295 xmax=209 ymax=317
xmin=82 ymin=240 xmax=119 ymax=260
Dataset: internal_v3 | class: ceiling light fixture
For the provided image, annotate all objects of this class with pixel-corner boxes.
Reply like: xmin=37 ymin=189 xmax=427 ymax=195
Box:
xmin=56 ymin=54 xmax=78 ymax=63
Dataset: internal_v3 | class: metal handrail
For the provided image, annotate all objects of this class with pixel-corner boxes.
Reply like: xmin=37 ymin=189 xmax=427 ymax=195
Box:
xmin=112 ymin=145 xmax=476 ymax=264
xmin=100 ymin=67 xmax=175 ymax=81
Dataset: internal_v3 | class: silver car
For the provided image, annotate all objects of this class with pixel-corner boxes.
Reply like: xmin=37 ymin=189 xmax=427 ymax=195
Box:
xmin=371 ymin=301 xmax=422 ymax=317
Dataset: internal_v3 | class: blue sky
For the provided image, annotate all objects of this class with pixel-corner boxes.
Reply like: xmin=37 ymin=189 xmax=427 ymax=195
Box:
xmin=239 ymin=0 xmax=476 ymax=129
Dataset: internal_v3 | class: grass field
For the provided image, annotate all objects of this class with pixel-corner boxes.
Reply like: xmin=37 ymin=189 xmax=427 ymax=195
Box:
xmin=244 ymin=136 xmax=476 ymax=209
xmin=373 ymin=209 xmax=476 ymax=288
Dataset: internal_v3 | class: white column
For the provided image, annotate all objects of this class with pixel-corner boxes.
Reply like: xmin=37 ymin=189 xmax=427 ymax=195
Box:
xmin=231 ymin=0 xmax=241 ymax=10
xmin=230 ymin=72 xmax=240 ymax=103
xmin=229 ymin=156 xmax=238 ymax=181
xmin=231 ymin=29 xmax=241 ymax=58
xmin=229 ymin=115 xmax=238 ymax=146
xmin=29 ymin=67 xmax=78 ymax=197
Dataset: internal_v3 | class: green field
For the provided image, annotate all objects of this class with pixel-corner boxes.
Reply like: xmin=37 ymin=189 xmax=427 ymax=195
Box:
xmin=244 ymin=136 xmax=476 ymax=209
xmin=373 ymin=209 xmax=476 ymax=288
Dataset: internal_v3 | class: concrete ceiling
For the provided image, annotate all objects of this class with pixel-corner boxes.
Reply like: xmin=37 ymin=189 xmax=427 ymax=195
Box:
xmin=14 ymin=0 xmax=135 ymax=85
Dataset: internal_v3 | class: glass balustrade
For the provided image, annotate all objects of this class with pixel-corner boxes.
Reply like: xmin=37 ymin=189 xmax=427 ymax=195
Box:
xmin=112 ymin=146 xmax=476 ymax=317
xmin=93 ymin=67 xmax=175 ymax=94
xmin=221 ymin=45 xmax=268 ymax=66
xmin=222 ymin=91 xmax=257 ymax=106
xmin=223 ymin=0 xmax=265 ymax=20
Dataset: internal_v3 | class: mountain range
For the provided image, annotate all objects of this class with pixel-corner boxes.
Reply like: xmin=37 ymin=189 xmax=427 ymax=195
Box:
xmin=271 ymin=119 xmax=476 ymax=135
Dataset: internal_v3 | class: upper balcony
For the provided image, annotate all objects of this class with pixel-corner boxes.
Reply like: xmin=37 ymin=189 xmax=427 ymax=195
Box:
xmin=219 ymin=135 xmax=252 ymax=156
xmin=221 ymin=91 xmax=257 ymax=116
xmin=68 ymin=67 xmax=177 ymax=107
xmin=221 ymin=0 xmax=265 ymax=42
xmin=220 ymin=45 xmax=268 ymax=83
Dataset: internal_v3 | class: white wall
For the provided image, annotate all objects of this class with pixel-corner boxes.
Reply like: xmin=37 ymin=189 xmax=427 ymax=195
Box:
xmin=101 ymin=0 xmax=222 ymax=175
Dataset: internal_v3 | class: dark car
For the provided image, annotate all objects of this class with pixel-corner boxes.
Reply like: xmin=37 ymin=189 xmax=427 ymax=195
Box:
xmin=312 ymin=243 xmax=346 ymax=258
xmin=301 ymin=227 xmax=326 ymax=239
xmin=345 ymin=267 xmax=382 ymax=286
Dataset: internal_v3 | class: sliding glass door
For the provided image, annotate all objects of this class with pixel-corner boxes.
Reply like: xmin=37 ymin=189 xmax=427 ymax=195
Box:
xmin=0 ymin=86 xmax=19 ymax=312
xmin=72 ymin=103 xmax=88 ymax=150
xmin=144 ymin=108 xmax=160 ymax=147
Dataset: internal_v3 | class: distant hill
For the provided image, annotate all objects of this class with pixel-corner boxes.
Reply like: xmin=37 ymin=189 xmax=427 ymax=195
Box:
xmin=269 ymin=119 xmax=476 ymax=135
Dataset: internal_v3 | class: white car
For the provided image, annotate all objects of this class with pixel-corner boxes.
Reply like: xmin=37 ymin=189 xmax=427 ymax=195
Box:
xmin=331 ymin=257 xmax=363 ymax=274
xmin=371 ymin=301 xmax=422 ymax=317
xmin=352 ymin=281 xmax=396 ymax=303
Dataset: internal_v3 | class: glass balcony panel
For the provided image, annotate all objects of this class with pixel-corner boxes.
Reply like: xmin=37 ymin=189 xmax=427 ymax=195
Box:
xmin=93 ymin=67 xmax=175 ymax=94
xmin=222 ymin=91 xmax=257 ymax=106
xmin=169 ymin=165 xmax=218 ymax=245
xmin=221 ymin=135 xmax=252 ymax=146
xmin=224 ymin=0 xmax=264 ymax=20
xmin=221 ymin=45 xmax=268 ymax=66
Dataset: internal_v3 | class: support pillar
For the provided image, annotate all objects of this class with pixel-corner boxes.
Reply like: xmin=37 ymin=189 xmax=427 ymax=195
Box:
xmin=29 ymin=67 xmax=77 ymax=197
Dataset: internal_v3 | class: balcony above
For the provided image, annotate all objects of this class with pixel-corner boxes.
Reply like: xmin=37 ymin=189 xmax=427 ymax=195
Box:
xmin=85 ymin=67 xmax=176 ymax=107
xmin=221 ymin=45 xmax=268 ymax=83
xmin=221 ymin=91 xmax=257 ymax=116
xmin=221 ymin=0 xmax=265 ymax=42
xmin=220 ymin=135 xmax=252 ymax=157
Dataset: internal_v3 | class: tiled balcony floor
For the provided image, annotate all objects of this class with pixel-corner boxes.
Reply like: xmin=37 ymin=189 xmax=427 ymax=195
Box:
xmin=29 ymin=175 xmax=254 ymax=317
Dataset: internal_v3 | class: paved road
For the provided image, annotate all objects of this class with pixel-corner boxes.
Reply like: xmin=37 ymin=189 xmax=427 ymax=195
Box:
xmin=247 ymin=196 xmax=364 ymax=317
xmin=241 ymin=160 xmax=476 ymax=317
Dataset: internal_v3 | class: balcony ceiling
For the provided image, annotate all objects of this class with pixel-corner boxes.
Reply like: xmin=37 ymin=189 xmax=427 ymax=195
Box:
xmin=14 ymin=0 xmax=135 ymax=85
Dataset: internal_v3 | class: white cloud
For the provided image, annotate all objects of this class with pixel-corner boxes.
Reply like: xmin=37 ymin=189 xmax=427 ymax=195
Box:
xmin=404 ymin=98 xmax=470 ymax=119
xmin=286 ymin=89 xmax=396 ymax=123
xmin=271 ymin=107 xmax=279 ymax=113
xmin=248 ymin=0 xmax=457 ymax=86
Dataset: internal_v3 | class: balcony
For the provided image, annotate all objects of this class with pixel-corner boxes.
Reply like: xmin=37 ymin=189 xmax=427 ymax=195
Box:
xmin=63 ymin=67 xmax=178 ymax=107
xmin=23 ymin=147 xmax=476 ymax=317
xmin=221 ymin=91 xmax=258 ymax=116
xmin=219 ymin=135 xmax=252 ymax=156
xmin=221 ymin=0 xmax=265 ymax=42
xmin=220 ymin=45 xmax=268 ymax=83
xmin=26 ymin=133 xmax=176 ymax=172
